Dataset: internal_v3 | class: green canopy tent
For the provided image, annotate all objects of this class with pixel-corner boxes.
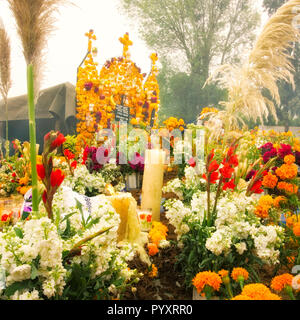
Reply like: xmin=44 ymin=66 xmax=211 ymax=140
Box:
xmin=0 ymin=82 xmax=77 ymax=154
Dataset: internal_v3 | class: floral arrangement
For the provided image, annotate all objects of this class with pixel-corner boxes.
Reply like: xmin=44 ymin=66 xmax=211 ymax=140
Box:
xmin=76 ymin=31 xmax=161 ymax=150
xmin=192 ymin=267 xmax=299 ymax=300
xmin=199 ymin=107 xmax=219 ymax=120
xmin=163 ymin=117 xmax=185 ymax=132
xmin=0 ymin=131 xmax=141 ymax=300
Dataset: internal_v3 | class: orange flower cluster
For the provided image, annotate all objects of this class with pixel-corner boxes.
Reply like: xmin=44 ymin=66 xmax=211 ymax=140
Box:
xmin=254 ymin=195 xmax=274 ymax=219
xmin=232 ymin=284 xmax=281 ymax=300
xmin=163 ymin=117 xmax=185 ymax=132
xmin=192 ymin=271 xmax=222 ymax=294
xmin=76 ymin=30 xmax=102 ymax=150
xmin=16 ymin=173 xmax=31 ymax=195
xmin=149 ymin=221 xmax=168 ymax=245
xmin=218 ymin=270 xmax=229 ymax=279
xmin=142 ymin=53 xmax=160 ymax=127
xmin=271 ymin=274 xmax=293 ymax=292
xmin=76 ymin=31 xmax=161 ymax=150
xmin=286 ymin=213 xmax=298 ymax=228
xmin=275 ymin=161 xmax=298 ymax=180
xmin=148 ymin=264 xmax=158 ymax=278
xmin=262 ymin=172 xmax=278 ymax=189
xmin=200 ymin=107 xmax=219 ymax=120
xmin=293 ymin=138 xmax=300 ymax=152
xmin=277 ymin=181 xmax=298 ymax=194
xmin=274 ymin=196 xmax=286 ymax=208
xmin=147 ymin=221 xmax=168 ymax=256
xmin=231 ymin=268 xmax=249 ymax=282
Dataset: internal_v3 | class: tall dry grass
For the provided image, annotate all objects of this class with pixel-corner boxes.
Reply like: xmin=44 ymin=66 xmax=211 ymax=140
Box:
xmin=0 ymin=18 xmax=12 ymax=156
xmin=6 ymin=0 xmax=68 ymax=99
xmin=205 ymin=0 xmax=300 ymax=136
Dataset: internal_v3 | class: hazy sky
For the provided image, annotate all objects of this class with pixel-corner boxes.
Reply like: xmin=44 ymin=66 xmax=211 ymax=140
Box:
xmin=0 ymin=0 xmax=267 ymax=98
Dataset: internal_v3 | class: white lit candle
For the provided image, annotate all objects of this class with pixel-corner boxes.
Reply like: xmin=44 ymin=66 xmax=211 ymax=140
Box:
xmin=141 ymin=148 xmax=166 ymax=221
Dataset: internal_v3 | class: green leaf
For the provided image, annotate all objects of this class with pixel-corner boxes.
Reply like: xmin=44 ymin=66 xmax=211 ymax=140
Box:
xmin=14 ymin=227 xmax=24 ymax=239
xmin=21 ymin=212 xmax=30 ymax=221
xmin=31 ymin=264 xmax=38 ymax=280
xmin=4 ymin=280 xmax=34 ymax=297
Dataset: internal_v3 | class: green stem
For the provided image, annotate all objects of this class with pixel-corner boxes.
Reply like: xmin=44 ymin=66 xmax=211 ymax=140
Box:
xmin=285 ymin=285 xmax=296 ymax=300
xmin=27 ymin=64 xmax=38 ymax=213
xmin=5 ymin=98 xmax=9 ymax=159
xmin=225 ymin=282 xmax=234 ymax=299
xmin=66 ymin=226 xmax=113 ymax=258
xmin=238 ymin=277 xmax=244 ymax=291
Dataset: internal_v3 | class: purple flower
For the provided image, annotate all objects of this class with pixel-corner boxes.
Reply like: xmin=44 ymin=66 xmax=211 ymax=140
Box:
xmin=263 ymin=148 xmax=277 ymax=163
xmin=84 ymin=82 xmax=93 ymax=91
xmin=259 ymin=143 xmax=273 ymax=154
xmin=246 ymin=170 xmax=256 ymax=181
xmin=23 ymin=206 xmax=32 ymax=213
xmin=295 ymin=151 xmax=300 ymax=166
xmin=96 ymin=112 xmax=102 ymax=122
xmin=128 ymin=152 xmax=145 ymax=172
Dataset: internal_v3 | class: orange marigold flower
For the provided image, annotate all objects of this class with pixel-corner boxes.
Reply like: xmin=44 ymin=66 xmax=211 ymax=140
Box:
xmin=286 ymin=215 xmax=298 ymax=228
xmin=192 ymin=271 xmax=222 ymax=294
xmin=231 ymin=268 xmax=249 ymax=282
xmin=274 ymin=196 xmax=286 ymax=208
xmin=276 ymin=164 xmax=298 ymax=180
xmin=231 ymin=294 xmax=254 ymax=300
xmin=262 ymin=172 xmax=278 ymax=189
xmin=149 ymin=264 xmax=158 ymax=278
xmin=293 ymin=223 xmax=300 ymax=237
xmin=241 ymin=283 xmax=272 ymax=300
xmin=277 ymin=182 xmax=298 ymax=194
xmin=254 ymin=195 xmax=274 ymax=219
xmin=271 ymin=274 xmax=293 ymax=292
xmin=267 ymin=293 xmax=282 ymax=300
xmin=148 ymin=243 xmax=159 ymax=256
xmin=218 ymin=270 xmax=229 ymax=278
xmin=149 ymin=221 xmax=168 ymax=245
xmin=284 ymin=154 xmax=296 ymax=165
xmin=287 ymin=256 xmax=295 ymax=265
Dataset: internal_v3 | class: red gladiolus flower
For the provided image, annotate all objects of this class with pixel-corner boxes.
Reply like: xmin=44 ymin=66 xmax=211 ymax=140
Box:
xmin=36 ymin=164 xmax=46 ymax=180
xmin=51 ymin=133 xmax=66 ymax=149
xmin=251 ymin=180 xmax=264 ymax=194
xmin=228 ymin=155 xmax=238 ymax=167
xmin=71 ymin=161 xmax=77 ymax=169
xmin=50 ymin=169 xmax=65 ymax=188
xmin=12 ymin=172 xmax=16 ymax=177
xmin=203 ymin=171 xmax=219 ymax=184
xmin=42 ymin=190 xmax=47 ymax=204
xmin=64 ymin=149 xmax=75 ymax=160
xmin=219 ymin=164 xmax=234 ymax=179
xmin=208 ymin=160 xmax=219 ymax=172
xmin=223 ymin=179 xmax=235 ymax=191
xmin=44 ymin=132 xmax=51 ymax=144
xmin=189 ymin=158 xmax=196 ymax=168
xmin=1 ymin=214 xmax=9 ymax=222
xmin=207 ymin=150 xmax=215 ymax=163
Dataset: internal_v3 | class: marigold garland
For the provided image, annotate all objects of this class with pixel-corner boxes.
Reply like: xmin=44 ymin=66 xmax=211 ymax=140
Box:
xmin=76 ymin=31 xmax=161 ymax=150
